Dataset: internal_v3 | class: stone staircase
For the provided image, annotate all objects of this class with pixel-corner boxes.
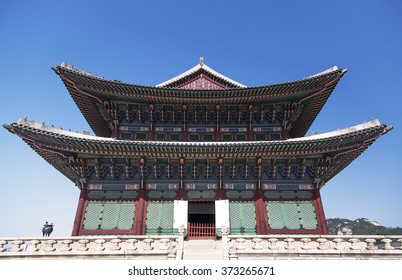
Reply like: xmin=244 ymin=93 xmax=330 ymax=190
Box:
xmin=182 ymin=240 xmax=223 ymax=260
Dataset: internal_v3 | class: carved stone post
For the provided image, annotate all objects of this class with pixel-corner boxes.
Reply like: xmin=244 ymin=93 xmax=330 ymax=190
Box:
xmin=77 ymin=239 xmax=90 ymax=251
xmin=365 ymin=238 xmax=378 ymax=250
xmin=126 ymin=239 xmax=138 ymax=251
xmin=10 ymin=240 xmax=24 ymax=252
xmin=143 ymin=238 xmax=154 ymax=250
xmin=61 ymin=240 xmax=73 ymax=252
xmin=26 ymin=240 xmax=40 ymax=252
xmin=349 ymin=238 xmax=361 ymax=250
xmin=252 ymin=238 xmax=263 ymax=250
xmin=110 ymin=239 xmax=122 ymax=251
xmin=268 ymin=238 xmax=279 ymax=250
xmin=333 ymin=238 xmax=344 ymax=250
xmin=0 ymin=240 xmax=7 ymax=252
xmin=285 ymin=238 xmax=295 ymax=250
xmin=317 ymin=238 xmax=329 ymax=250
xmin=381 ymin=238 xmax=393 ymax=250
xmin=301 ymin=238 xmax=311 ymax=250
xmin=43 ymin=240 xmax=57 ymax=252
xmin=94 ymin=239 xmax=106 ymax=251
xmin=235 ymin=238 xmax=246 ymax=250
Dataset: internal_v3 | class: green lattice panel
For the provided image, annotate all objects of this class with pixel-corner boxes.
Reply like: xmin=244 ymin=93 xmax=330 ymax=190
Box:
xmin=145 ymin=202 xmax=174 ymax=235
xmin=229 ymin=202 xmax=241 ymax=228
xmin=118 ymin=202 xmax=135 ymax=229
xmin=83 ymin=202 xmax=103 ymax=230
xmin=298 ymin=202 xmax=318 ymax=229
xmin=266 ymin=202 xmax=285 ymax=229
xmin=146 ymin=202 xmax=161 ymax=230
xmin=242 ymin=202 xmax=257 ymax=234
xmin=161 ymin=202 xmax=174 ymax=230
xmin=283 ymin=202 xmax=300 ymax=229
xmin=100 ymin=202 xmax=119 ymax=230
xmin=229 ymin=202 xmax=256 ymax=235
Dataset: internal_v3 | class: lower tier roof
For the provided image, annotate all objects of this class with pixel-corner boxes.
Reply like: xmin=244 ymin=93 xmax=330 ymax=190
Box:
xmin=4 ymin=119 xmax=391 ymax=188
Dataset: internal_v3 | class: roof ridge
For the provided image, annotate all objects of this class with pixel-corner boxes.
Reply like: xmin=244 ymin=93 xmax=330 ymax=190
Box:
xmin=155 ymin=60 xmax=247 ymax=88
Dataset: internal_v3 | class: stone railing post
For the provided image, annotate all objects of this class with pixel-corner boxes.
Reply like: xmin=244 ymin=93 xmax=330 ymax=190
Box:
xmin=61 ymin=240 xmax=73 ymax=252
xmin=252 ymin=238 xmax=263 ymax=250
xmin=94 ymin=239 xmax=106 ymax=251
xmin=126 ymin=239 xmax=138 ymax=251
xmin=27 ymin=240 xmax=40 ymax=252
xmin=228 ymin=243 xmax=238 ymax=260
xmin=317 ymin=238 xmax=329 ymax=250
xmin=178 ymin=225 xmax=184 ymax=250
xmin=0 ymin=240 xmax=7 ymax=252
xmin=77 ymin=239 xmax=90 ymax=251
xmin=285 ymin=238 xmax=295 ymax=250
xmin=397 ymin=239 xmax=402 ymax=250
xmin=333 ymin=238 xmax=344 ymax=250
xmin=221 ymin=226 xmax=229 ymax=260
xmin=235 ymin=238 xmax=246 ymax=250
xmin=268 ymin=238 xmax=279 ymax=250
xmin=43 ymin=240 xmax=57 ymax=252
xmin=301 ymin=238 xmax=311 ymax=250
xmin=159 ymin=239 xmax=170 ymax=250
xmin=10 ymin=240 xmax=24 ymax=252
xmin=349 ymin=238 xmax=361 ymax=250
xmin=381 ymin=238 xmax=393 ymax=250
xmin=143 ymin=238 xmax=154 ymax=250
xmin=110 ymin=239 xmax=122 ymax=251
xmin=365 ymin=238 xmax=377 ymax=250
xmin=167 ymin=241 xmax=177 ymax=260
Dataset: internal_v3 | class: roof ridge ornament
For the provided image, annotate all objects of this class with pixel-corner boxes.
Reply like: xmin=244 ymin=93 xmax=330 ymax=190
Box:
xmin=200 ymin=57 xmax=204 ymax=67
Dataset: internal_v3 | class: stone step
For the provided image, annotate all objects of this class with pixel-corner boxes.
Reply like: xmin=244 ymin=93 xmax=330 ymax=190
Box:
xmin=182 ymin=240 xmax=224 ymax=260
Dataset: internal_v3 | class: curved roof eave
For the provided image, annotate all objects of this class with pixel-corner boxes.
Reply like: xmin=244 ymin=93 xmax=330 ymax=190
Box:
xmin=52 ymin=62 xmax=346 ymax=98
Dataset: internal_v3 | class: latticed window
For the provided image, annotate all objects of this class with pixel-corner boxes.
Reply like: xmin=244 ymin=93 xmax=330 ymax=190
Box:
xmin=82 ymin=201 xmax=135 ymax=230
xmin=145 ymin=201 xmax=174 ymax=235
xmin=135 ymin=133 xmax=147 ymax=140
xmin=229 ymin=201 xmax=256 ymax=235
xmin=266 ymin=201 xmax=317 ymax=230
xmin=189 ymin=134 xmax=199 ymax=141
xmin=120 ymin=132 xmax=132 ymax=140
xmin=170 ymin=133 xmax=180 ymax=141
xmin=156 ymin=133 xmax=166 ymax=141
xmin=255 ymin=133 xmax=266 ymax=141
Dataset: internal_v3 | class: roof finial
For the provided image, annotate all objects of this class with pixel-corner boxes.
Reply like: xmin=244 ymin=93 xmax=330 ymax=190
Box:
xmin=200 ymin=57 xmax=204 ymax=66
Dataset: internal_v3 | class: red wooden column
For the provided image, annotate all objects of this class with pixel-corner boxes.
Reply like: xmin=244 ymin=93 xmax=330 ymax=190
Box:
xmin=313 ymin=189 xmax=329 ymax=235
xmin=254 ymin=195 xmax=269 ymax=235
xmin=71 ymin=189 xmax=87 ymax=236
xmin=133 ymin=193 xmax=147 ymax=235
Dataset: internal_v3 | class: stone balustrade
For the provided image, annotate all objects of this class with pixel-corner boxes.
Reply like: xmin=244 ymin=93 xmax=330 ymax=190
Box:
xmin=0 ymin=234 xmax=183 ymax=260
xmin=224 ymin=235 xmax=402 ymax=260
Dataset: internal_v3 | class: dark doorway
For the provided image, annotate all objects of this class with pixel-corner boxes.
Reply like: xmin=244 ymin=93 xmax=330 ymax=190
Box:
xmin=187 ymin=202 xmax=216 ymax=239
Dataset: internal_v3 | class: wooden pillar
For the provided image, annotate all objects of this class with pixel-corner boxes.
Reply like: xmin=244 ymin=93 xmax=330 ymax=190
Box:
xmin=71 ymin=189 xmax=87 ymax=236
xmin=255 ymin=195 xmax=269 ymax=234
xmin=133 ymin=194 xmax=147 ymax=235
xmin=313 ymin=189 xmax=329 ymax=235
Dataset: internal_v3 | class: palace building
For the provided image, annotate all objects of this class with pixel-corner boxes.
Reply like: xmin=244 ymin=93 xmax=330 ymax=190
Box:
xmin=4 ymin=59 xmax=392 ymax=238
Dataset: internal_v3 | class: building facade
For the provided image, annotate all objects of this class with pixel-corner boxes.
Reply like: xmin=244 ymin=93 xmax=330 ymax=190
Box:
xmin=4 ymin=59 xmax=391 ymax=238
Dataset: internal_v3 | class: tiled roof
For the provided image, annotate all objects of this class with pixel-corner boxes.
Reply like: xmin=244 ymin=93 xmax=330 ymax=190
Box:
xmin=52 ymin=63 xmax=346 ymax=137
xmin=4 ymin=119 xmax=391 ymax=185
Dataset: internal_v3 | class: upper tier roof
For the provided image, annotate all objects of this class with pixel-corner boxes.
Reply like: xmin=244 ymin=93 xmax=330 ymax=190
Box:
xmin=4 ymin=118 xmax=392 ymax=187
xmin=52 ymin=62 xmax=347 ymax=138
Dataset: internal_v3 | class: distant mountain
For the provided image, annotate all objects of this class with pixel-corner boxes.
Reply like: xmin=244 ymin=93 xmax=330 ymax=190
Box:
xmin=326 ymin=218 xmax=402 ymax=235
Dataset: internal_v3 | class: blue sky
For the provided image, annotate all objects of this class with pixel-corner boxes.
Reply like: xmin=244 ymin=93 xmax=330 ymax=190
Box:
xmin=0 ymin=0 xmax=401 ymax=237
